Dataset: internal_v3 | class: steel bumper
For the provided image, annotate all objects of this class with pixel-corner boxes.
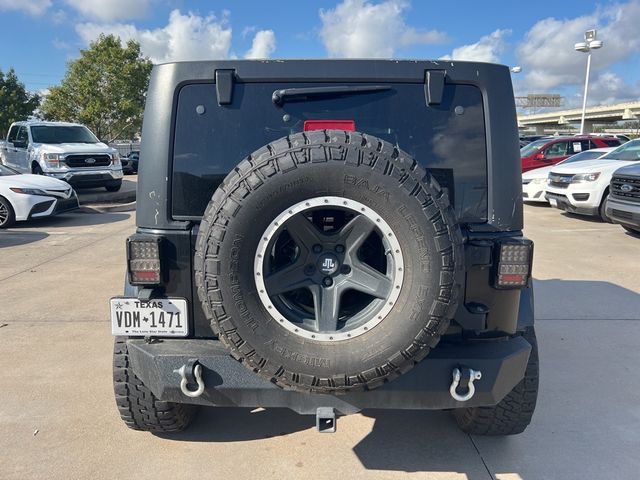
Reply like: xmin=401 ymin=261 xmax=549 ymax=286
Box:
xmin=126 ymin=336 xmax=532 ymax=415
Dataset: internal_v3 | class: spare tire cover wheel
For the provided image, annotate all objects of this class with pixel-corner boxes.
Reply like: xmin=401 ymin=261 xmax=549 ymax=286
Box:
xmin=195 ymin=130 xmax=463 ymax=393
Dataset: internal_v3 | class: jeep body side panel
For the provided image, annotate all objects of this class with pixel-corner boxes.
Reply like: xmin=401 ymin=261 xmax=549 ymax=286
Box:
xmin=138 ymin=60 xmax=522 ymax=233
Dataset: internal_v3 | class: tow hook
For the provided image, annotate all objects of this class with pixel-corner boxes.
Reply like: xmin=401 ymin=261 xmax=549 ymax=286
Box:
xmin=174 ymin=359 xmax=205 ymax=398
xmin=450 ymin=367 xmax=482 ymax=402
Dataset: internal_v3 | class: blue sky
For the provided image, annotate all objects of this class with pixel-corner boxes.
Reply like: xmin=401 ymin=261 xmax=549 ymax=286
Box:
xmin=1 ymin=0 xmax=640 ymax=107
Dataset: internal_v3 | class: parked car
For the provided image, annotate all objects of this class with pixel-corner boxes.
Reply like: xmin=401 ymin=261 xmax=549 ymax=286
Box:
xmin=0 ymin=121 xmax=123 ymax=192
xmin=520 ymin=135 xmax=550 ymax=143
xmin=121 ymin=150 xmax=139 ymax=174
xmin=583 ymin=133 xmax=631 ymax=143
xmin=110 ymin=60 xmax=538 ymax=437
xmin=0 ymin=164 xmax=78 ymax=228
xmin=520 ymin=136 xmax=620 ymax=172
xmin=605 ymin=162 xmax=640 ymax=235
xmin=545 ymin=139 xmax=640 ymax=221
xmin=522 ymin=147 xmax=613 ymax=203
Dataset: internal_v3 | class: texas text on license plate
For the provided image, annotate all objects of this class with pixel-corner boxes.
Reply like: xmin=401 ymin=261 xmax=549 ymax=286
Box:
xmin=110 ymin=297 xmax=188 ymax=337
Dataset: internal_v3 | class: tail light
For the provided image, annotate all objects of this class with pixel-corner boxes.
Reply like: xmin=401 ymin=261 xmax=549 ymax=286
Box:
xmin=304 ymin=120 xmax=356 ymax=131
xmin=127 ymin=235 xmax=161 ymax=285
xmin=493 ymin=240 xmax=534 ymax=289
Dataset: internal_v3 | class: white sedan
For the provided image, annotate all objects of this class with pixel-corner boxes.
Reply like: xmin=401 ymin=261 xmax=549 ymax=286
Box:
xmin=522 ymin=147 xmax=613 ymax=203
xmin=0 ymin=164 xmax=79 ymax=228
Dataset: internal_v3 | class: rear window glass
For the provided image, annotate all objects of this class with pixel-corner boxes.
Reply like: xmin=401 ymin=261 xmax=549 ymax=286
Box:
xmin=172 ymin=82 xmax=488 ymax=222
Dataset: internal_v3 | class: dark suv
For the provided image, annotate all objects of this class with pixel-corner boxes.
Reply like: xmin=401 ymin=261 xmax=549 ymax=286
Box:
xmin=111 ymin=60 xmax=538 ymax=436
xmin=607 ymin=162 xmax=640 ymax=235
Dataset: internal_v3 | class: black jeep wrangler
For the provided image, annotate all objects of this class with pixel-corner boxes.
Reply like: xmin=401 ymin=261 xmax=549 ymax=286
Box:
xmin=111 ymin=60 xmax=538 ymax=435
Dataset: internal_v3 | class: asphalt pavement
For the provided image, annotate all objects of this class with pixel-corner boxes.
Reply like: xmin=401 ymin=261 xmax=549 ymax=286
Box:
xmin=0 ymin=203 xmax=639 ymax=480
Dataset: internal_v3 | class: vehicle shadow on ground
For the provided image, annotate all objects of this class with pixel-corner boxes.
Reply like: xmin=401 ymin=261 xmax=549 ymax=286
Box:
xmin=0 ymin=211 xmax=130 ymax=247
xmin=159 ymin=406 xmax=479 ymax=474
xmin=0 ymin=230 xmax=49 ymax=248
xmin=157 ymin=407 xmax=312 ymax=441
xmin=354 ymin=410 xmax=476 ymax=473
xmin=534 ymin=278 xmax=640 ymax=320
xmin=16 ymin=211 xmax=129 ymax=229
xmin=523 ymin=201 xmax=551 ymax=208
xmin=560 ymin=211 xmax=606 ymax=223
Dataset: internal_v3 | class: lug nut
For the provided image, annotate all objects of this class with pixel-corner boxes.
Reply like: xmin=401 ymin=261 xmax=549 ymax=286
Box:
xmin=322 ymin=277 xmax=333 ymax=287
xmin=313 ymin=244 xmax=323 ymax=253
xmin=340 ymin=265 xmax=351 ymax=274
xmin=305 ymin=265 xmax=315 ymax=275
xmin=335 ymin=244 xmax=345 ymax=253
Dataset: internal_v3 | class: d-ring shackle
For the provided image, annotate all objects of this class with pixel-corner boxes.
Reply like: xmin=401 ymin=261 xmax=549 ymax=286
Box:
xmin=450 ymin=367 xmax=482 ymax=402
xmin=174 ymin=361 xmax=205 ymax=398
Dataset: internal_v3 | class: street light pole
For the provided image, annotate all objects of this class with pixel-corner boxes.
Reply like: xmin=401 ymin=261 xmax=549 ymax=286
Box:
xmin=579 ymin=53 xmax=592 ymax=135
xmin=575 ymin=29 xmax=603 ymax=135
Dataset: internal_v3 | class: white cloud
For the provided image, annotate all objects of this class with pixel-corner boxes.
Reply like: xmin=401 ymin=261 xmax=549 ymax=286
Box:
xmin=52 ymin=38 xmax=71 ymax=50
xmin=65 ymin=0 xmax=149 ymax=21
xmin=75 ymin=10 xmax=233 ymax=63
xmin=245 ymin=30 xmax=276 ymax=59
xmin=517 ymin=1 xmax=640 ymax=94
xmin=241 ymin=26 xmax=256 ymax=39
xmin=442 ymin=29 xmax=510 ymax=63
xmin=585 ymin=72 xmax=640 ymax=105
xmin=319 ymin=0 xmax=448 ymax=58
xmin=0 ymin=0 xmax=50 ymax=16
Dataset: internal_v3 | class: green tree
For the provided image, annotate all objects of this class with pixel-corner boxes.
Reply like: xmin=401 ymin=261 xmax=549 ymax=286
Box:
xmin=41 ymin=34 xmax=152 ymax=142
xmin=0 ymin=68 xmax=41 ymax=138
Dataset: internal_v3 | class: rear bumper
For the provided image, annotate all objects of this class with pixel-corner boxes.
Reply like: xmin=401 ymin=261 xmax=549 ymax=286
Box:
xmin=126 ymin=336 xmax=531 ymax=415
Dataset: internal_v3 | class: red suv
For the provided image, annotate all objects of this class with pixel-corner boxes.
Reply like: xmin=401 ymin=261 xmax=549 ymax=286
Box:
xmin=520 ymin=136 xmax=621 ymax=172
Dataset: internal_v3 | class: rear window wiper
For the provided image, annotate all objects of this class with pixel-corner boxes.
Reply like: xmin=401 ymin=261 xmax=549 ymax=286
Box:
xmin=272 ymin=85 xmax=391 ymax=106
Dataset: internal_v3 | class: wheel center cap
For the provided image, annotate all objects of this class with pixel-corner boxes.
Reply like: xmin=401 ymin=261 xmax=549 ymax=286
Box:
xmin=317 ymin=253 xmax=340 ymax=275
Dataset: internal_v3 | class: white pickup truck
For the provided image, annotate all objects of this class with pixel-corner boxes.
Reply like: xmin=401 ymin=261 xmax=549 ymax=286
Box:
xmin=0 ymin=121 xmax=123 ymax=192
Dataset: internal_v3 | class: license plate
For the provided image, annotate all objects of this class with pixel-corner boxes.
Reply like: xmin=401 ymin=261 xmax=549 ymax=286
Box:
xmin=110 ymin=297 xmax=188 ymax=337
xmin=549 ymin=198 xmax=557 ymax=207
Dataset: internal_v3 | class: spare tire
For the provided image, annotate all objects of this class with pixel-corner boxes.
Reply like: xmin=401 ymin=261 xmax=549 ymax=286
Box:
xmin=195 ymin=130 xmax=463 ymax=393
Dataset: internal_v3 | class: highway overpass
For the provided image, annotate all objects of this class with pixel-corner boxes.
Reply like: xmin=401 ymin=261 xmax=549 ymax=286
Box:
xmin=518 ymin=101 xmax=640 ymax=134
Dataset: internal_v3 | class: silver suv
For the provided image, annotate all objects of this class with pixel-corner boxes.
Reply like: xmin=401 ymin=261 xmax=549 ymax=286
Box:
xmin=0 ymin=121 xmax=123 ymax=192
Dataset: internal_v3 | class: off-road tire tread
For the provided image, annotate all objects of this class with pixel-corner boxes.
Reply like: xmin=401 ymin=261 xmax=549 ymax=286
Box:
xmin=194 ymin=130 xmax=464 ymax=393
xmin=113 ymin=337 xmax=196 ymax=432
xmin=453 ymin=327 xmax=539 ymax=435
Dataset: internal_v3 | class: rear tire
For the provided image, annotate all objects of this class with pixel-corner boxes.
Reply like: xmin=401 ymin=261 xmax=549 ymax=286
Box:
xmin=0 ymin=196 xmax=15 ymax=228
xmin=113 ymin=337 xmax=197 ymax=433
xmin=599 ymin=192 xmax=612 ymax=223
xmin=453 ymin=327 xmax=539 ymax=436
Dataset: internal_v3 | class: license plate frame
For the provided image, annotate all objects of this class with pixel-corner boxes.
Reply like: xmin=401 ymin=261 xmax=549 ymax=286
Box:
xmin=110 ymin=297 xmax=188 ymax=337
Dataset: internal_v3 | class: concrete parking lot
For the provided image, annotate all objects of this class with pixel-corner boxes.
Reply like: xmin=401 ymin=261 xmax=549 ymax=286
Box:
xmin=0 ymin=203 xmax=639 ymax=480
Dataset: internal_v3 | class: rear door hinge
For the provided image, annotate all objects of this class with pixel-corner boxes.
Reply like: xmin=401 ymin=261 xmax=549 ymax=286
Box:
xmin=424 ymin=70 xmax=446 ymax=106
xmin=215 ymin=69 xmax=236 ymax=105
